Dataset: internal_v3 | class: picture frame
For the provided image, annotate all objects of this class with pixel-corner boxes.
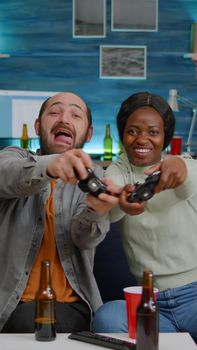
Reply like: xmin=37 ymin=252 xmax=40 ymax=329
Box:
xmin=73 ymin=0 xmax=106 ymax=38
xmin=111 ymin=0 xmax=158 ymax=32
xmin=100 ymin=45 xmax=147 ymax=79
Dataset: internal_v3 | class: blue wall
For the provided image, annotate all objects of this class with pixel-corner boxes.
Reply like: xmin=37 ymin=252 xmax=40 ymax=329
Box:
xmin=0 ymin=0 xmax=197 ymax=154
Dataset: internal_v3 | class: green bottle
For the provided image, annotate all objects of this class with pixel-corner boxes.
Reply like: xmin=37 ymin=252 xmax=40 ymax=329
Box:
xmin=20 ymin=123 xmax=30 ymax=149
xmin=104 ymin=124 xmax=113 ymax=160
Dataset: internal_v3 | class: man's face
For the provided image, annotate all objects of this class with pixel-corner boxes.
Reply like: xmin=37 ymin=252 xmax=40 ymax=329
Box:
xmin=123 ymin=106 xmax=165 ymax=166
xmin=35 ymin=92 xmax=92 ymax=155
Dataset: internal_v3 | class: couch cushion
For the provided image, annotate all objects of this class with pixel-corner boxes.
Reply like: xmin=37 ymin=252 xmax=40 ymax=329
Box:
xmin=94 ymin=222 xmax=137 ymax=302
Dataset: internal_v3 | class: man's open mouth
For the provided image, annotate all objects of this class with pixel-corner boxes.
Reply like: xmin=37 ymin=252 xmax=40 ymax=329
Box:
xmin=53 ymin=128 xmax=74 ymax=145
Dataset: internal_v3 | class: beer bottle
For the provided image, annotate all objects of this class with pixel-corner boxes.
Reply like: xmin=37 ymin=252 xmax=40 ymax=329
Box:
xmin=136 ymin=271 xmax=159 ymax=350
xmin=20 ymin=123 xmax=30 ymax=149
xmin=103 ymin=124 xmax=113 ymax=160
xmin=35 ymin=260 xmax=56 ymax=341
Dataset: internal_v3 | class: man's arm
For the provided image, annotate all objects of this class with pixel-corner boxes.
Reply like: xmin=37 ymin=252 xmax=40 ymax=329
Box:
xmin=0 ymin=147 xmax=56 ymax=198
xmin=69 ymin=165 xmax=121 ymax=249
xmin=0 ymin=147 xmax=93 ymax=199
xmin=70 ymin=206 xmax=110 ymax=250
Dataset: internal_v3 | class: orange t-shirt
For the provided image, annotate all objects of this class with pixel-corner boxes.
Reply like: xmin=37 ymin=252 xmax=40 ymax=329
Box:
xmin=22 ymin=181 xmax=79 ymax=303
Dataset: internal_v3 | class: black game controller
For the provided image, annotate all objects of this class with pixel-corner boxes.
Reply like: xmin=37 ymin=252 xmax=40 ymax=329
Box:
xmin=127 ymin=171 xmax=161 ymax=203
xmin=76 ymin=168 xmax=107 ymax=198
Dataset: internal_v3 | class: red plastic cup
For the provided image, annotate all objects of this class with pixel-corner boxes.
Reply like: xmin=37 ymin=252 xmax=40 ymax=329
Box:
xmin=124 ymin=286 xmax=158 ymax=340
xmin=170 ymin=136 xmax=182 ymax=155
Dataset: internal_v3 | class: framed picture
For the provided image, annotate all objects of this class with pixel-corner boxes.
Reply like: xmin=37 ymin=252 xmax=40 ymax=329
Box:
xmin=100 ymin=45 xmax=147 ymax=79
xmin=111 ymin=0 xmax=158 ymax=32
xmin=73 ymin=0 xmax=106 ymax=38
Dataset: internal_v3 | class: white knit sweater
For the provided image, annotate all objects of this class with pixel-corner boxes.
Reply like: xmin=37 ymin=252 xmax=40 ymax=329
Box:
xmin=105 ymin=152 xmax=197 ymax=291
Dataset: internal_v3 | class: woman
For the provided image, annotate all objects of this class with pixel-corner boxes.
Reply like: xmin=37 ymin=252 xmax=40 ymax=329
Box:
xmin=92 ymin=92 xmax=197 ymax=343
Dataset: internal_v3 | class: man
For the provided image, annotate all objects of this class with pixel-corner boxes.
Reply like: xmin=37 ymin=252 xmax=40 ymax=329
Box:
xmin=0 ymin=92 xmax=119 ymax=333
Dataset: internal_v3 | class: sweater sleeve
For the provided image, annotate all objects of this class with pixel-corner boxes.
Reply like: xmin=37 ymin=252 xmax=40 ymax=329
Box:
xmin=174 ymin=158 xmax=197 ymax=200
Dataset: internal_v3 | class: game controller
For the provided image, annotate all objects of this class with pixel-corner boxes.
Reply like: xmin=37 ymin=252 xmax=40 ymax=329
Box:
xmin=76 ymin=168 xmax=107 ymax=198
xmin=127 ymin=171 xmax=161 ymax=203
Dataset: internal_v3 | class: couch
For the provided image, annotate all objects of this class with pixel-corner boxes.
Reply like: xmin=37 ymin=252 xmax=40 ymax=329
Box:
xmin=94 ymin=221 xmax=137 ymax=302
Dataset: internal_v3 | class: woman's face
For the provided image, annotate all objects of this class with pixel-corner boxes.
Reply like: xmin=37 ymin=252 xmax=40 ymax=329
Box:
xmin=123 ymin=106 xmax=165 ymax=166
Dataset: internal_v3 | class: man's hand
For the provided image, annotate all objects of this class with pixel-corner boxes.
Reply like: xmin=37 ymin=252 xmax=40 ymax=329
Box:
xmin=86 ymin=177 xmax=122 ymax=213
xmin=145 ymin=156 xmax=187 ymax=193
xmin=47 ymin=149 xmax=92 ymax=184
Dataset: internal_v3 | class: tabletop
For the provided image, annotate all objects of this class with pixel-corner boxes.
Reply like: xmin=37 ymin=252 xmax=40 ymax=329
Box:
xmin=0 ymin=332 xmax=196 ymax=350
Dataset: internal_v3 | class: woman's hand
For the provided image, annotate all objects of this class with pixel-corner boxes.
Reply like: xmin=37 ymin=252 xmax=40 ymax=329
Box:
xmin=119 ymin=184 xmax=146 ymax=216
xmin=118 ymin=156 xmax=187 ymax=216
xmin=145 ymin=156 xmax=187 ymax=193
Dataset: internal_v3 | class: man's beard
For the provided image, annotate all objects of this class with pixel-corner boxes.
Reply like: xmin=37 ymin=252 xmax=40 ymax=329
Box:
xmin=39 ymin=128 xmax=89 ymax=155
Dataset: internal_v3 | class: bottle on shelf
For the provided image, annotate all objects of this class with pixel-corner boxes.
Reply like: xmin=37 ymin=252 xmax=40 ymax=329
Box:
xmin=35 ymin=260 xmax=56 ymax=342
xmin=136 ymin=271 xmax=159 ymax=350
xmin=20 ymin=123 xmax=30 ymax=149
xmin=103 ymin=124 xmax=113 ymax=160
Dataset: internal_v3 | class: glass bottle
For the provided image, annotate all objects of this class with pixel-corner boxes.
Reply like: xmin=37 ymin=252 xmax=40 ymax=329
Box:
xmin=20 ymin=123 xmax=30 ymax=149
xmin=35 ymin=260 xmax=56 ymax=341
xmin=136 ymin=271 xmax=159 ymax=350
xmin=103 ymin=124 xmax=113 ymax=160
